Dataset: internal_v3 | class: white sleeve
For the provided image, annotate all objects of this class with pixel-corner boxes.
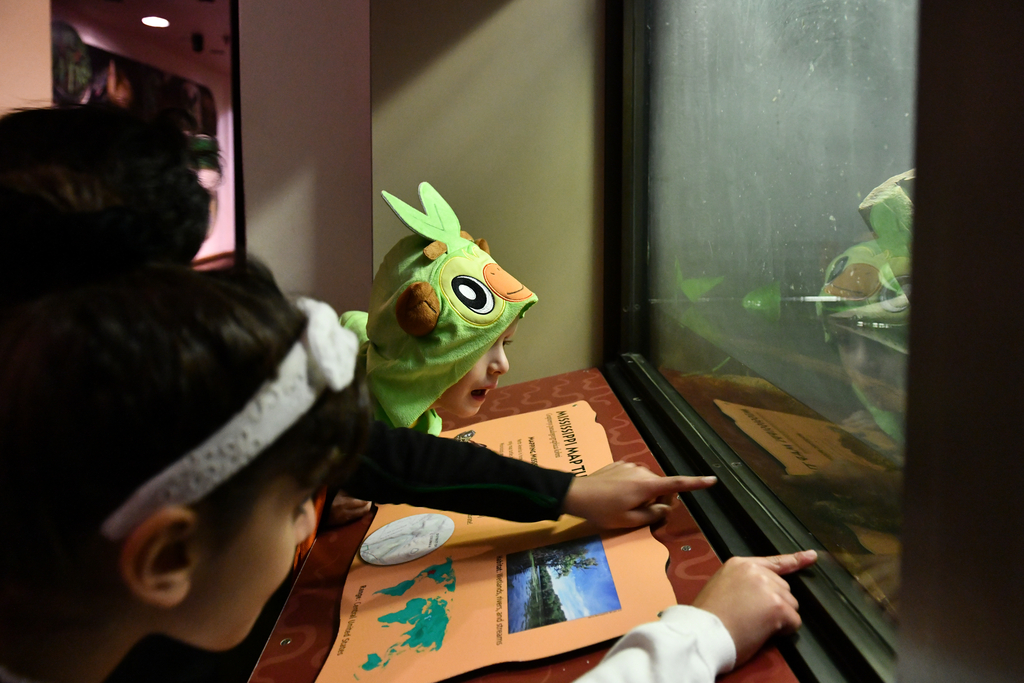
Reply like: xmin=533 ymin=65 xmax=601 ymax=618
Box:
xmin=573 ymin=605 xmax=737 ymax=683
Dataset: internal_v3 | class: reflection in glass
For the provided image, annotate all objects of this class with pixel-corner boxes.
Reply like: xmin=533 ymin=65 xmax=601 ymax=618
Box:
xmin=645 ymin=0 xmax=917 ymax=619
xmin=50 ymin=0 xmax=236 ymax=261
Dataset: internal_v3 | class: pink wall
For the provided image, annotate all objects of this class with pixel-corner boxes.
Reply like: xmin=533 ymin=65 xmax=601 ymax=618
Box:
xmin=0 ymin=0 xmax=51 ymax=113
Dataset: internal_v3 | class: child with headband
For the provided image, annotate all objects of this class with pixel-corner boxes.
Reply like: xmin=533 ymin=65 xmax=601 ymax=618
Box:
xmin=0 ymin=186 xmax=368 ymax=683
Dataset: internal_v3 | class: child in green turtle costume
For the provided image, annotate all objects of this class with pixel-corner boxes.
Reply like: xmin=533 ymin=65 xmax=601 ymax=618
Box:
xmin=341 ymin=181 xmax=537 ymax=435
xmin=333 ymin=181 xmax=719 ymax=533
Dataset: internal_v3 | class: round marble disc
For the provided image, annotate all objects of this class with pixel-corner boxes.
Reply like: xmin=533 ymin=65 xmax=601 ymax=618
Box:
xmin=359 ymin=513 xmax=456 ymax=566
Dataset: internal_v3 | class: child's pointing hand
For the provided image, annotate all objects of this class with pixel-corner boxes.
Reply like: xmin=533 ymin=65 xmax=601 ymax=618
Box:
xmin=693 ymin=550 xmax=817 ymax=667
xmin=560 ymin=461 xmax=718 ymax=529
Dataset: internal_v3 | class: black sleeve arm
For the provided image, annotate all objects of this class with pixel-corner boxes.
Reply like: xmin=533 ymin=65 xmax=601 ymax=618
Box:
xmin=340 ymin=421 xmax=576 ymax=522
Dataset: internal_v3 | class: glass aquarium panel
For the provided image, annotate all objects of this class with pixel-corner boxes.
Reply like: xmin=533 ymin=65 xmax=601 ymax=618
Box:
xmin=646 ymin=0 xmax=917 ymax=619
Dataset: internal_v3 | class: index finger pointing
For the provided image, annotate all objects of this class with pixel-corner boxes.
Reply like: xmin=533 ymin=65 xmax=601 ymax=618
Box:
xmin=755 ymin=550 xmax=818 ymax=575
xmin=651 ymin=475 xmax=718 ymax=497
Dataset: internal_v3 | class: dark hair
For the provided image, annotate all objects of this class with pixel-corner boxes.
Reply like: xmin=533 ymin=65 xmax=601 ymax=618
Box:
xmin=0 ymin=106 xmax=368 ymax=592
xmin=0 ymin=184 xmax=185 ymax=306
xmin=0 ymin=105 xmax=213 ymax=265
xmin=0 ymin=263 xmax=368 ymax=586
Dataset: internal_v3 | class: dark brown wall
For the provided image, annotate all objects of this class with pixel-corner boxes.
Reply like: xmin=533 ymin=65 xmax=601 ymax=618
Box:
xmin=900 ymin=3 xmax=1024 ymax=682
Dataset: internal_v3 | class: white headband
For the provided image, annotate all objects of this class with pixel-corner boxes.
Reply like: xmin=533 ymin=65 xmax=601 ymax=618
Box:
xmin=100 ymin=298 xmax=358 ymax=540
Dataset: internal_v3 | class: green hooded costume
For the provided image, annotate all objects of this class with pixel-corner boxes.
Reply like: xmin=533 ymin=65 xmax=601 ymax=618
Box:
xmin=816 ymin=170 xmax=913 ymax=447
xmin=342 ymin=182 xmax=537 ymax=435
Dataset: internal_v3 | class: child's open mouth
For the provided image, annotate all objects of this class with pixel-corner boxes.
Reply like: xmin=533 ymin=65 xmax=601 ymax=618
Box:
xmin=471 ymin=389 xmax=488 ymax=399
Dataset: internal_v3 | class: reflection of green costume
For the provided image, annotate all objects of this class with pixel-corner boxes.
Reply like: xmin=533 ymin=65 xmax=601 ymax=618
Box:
xmin=342 ymin=182 xmax=537 ymax=435
xmin=818 ymin=171 xmax=913 ymax=443
xmin=817 ymin=170 xmax=913 ymax=340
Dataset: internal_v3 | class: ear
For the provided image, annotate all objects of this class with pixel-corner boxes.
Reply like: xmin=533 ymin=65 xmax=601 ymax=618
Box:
xmin=423 ymin=240 xmax=448 ymax=260
xmin=395 ymin=281 xmax=440 ymax=336
xmin=118 ymin=506 xmax=200 ymax=609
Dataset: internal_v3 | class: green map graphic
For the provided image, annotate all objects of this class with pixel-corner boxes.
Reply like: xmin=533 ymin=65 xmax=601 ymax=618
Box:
xmin=358 ymin=558 xmax=455 ymax=675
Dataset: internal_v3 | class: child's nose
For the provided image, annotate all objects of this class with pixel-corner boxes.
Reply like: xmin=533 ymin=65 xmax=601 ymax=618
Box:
xmin=490 ymin=348 xmax=510 ymax=375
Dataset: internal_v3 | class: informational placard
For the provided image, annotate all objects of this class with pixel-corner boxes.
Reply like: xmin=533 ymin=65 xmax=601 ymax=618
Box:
xmin=314 ymin=402 xmax=676 ymax=683
xmin=714 ymin=399 xmax=888 ymax=475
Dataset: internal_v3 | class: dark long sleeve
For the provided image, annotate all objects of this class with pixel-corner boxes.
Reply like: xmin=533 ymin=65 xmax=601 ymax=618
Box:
xmin=340 ymin=421 xmax=575 ymax=522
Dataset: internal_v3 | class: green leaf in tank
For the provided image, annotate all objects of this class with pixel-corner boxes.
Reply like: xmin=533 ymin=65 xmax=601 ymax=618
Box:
xmin=675 ymin=260 xmax=725 ymax=302
xmin=742 ymin=281 xmax=781 ymax=322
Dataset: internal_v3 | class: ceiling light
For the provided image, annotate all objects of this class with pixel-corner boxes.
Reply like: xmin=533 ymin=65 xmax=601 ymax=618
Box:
xmin=141 ymin=16 xmax=170 ymax=28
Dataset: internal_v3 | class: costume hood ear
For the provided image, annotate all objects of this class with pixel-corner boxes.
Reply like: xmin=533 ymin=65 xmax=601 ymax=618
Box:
xmin=395 ymin=281 xmax=440 ymax=336
xmin=858 ymin=169 xmax=914 ymax=258
xmin=381 ymin=182 xmax=474 ymax=253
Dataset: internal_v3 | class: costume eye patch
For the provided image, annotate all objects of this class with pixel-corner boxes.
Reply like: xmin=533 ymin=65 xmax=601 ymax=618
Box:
xmin=826 ymin=256 xmax=849 ymax=283
xmin=452 ymin=275 xmax=495 ymax=314
xmin=440 ymin=256 xmax=505 ymax=326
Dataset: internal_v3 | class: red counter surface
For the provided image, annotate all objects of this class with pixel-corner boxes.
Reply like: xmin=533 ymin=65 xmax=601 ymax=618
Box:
xmin=249 ymin=368 xmax=798 ymax=683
